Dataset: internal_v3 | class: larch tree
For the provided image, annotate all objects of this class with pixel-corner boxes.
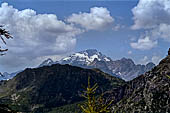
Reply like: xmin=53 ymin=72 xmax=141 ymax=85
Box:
xmin=0 ymin=26 xmax=13 ymax=76
xmin=0 ymin=26 xmax=16 ymax=113
xmin=0 ymin=25 xmax=13 ymax=55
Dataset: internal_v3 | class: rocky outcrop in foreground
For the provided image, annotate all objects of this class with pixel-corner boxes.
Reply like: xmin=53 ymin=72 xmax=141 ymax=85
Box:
xmin=107 ymin=49 xmax=170 ymax=113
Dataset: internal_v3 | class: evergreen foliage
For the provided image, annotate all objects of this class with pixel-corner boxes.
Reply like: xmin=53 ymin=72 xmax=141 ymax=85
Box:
xmin=0 ymin=26 xmax=13 ymax=56
xmin=0 ymin=26 xmax=15 ymax=113
xmin=80 ymin=76 xmax=113 ymax=113
xmin=166 ymin=75 xmax=170 ymax=79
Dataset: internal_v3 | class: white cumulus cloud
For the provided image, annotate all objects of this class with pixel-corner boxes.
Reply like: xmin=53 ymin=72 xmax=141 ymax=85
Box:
xmin=138 ymin=55 xmax=162 ymax=65
xmin=130 ymin=36 xmax=157 ymax=50
xmin=132 ymin=0 xmax=170 ymax=30
xmin=138 ymin=56 xmax=149 ymax=65
xmin=131 ymin=0 xmax=170 ymax=45
xmin=130 ymin=0 xmax=170 ymax=50
xmin=0 ymin=3 xmax=83 ymax=72
xmin=67 ymin=7 xmax=114 ymax=30
xmin=128 ymin=51 xmax=132 ymax=55
xmin=151 ymin=24 xmax=170 ymax=41
xmin=152 ymin=55 xmax=162 ymax=65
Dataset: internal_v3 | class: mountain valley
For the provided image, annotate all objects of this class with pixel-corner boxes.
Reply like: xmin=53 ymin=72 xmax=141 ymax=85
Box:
xmin=0 ymin=49 xmax=169 ymax=113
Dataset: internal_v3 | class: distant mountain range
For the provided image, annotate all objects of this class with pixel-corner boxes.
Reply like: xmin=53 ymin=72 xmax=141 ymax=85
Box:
xmin=0 ymin=49 xmax=170 ymax=113
xmin=39 ymin=49 xmax=155 ymax=81
xmin=0 ymin=71 xmax=21 ymax=81
xmin=0 ymin=49 xmax=155 ymax=81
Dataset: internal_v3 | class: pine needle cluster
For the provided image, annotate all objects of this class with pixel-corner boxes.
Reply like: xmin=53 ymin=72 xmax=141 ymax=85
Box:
xmin=79 ymin=76 xmax=113 ymax=113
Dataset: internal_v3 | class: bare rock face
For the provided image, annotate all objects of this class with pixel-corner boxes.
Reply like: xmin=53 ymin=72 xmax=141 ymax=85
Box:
xmin=168 ymin=48 xmax=170 ymax=55
xmin=112 ymin=50 xmax=170 ymax=113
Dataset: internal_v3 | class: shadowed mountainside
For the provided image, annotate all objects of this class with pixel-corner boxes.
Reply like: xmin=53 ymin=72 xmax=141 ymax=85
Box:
xmin=0 ymin=64 xmax=125 ymax=113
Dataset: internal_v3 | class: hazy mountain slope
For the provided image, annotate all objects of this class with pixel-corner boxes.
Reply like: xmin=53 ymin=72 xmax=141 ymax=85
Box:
xmin=0 ymin=64 xmax=125 ymax=113
xmin=0 ymin=71 xmax=21 ymax=81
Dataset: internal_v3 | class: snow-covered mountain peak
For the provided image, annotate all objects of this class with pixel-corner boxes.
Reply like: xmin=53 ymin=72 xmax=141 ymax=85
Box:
xmin=60 ymin=49 xmax=111 ymax=65
xmin=38 ymin=58 xmax=55 ymax=67
xmin=79 ymin=49 xmax=99 ymax=56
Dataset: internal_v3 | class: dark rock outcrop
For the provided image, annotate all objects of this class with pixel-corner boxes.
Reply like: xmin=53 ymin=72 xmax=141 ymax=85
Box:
xmin=109 ymin=49 xmax=170 ymax=113
xmin=168 ymin=48 xmax=170 ymax=55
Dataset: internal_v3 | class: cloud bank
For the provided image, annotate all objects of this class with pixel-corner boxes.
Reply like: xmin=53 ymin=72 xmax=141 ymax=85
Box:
xmin=132 ymin=0 xmax=170 ymax=30
xmin=130 ymin=36 xmax=157 ymax=50
xmin=67 ymin=7 xmax=114 ymax=30
xmin=131 ymin=0 xmax=170 ymax=50
xmin=0 ymin=3 xmax=116 ymax=72
xmin=0 ymin=3 xmax=83 ymax=72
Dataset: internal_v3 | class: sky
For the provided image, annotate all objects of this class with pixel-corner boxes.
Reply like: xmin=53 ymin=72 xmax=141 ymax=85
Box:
xmin=0 ymin=0 xmax=170 ymax=72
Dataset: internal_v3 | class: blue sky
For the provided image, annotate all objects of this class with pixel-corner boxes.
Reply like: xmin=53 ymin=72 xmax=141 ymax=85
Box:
xmin=0 ymin=0 xmax=169 ymax=72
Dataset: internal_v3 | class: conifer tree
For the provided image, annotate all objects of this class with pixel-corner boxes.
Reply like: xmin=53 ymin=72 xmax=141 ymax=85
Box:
xmin=0 ymin=26 xmax=15 ymax=113
xmin=0 ymin=25 xmax=13 ymax=56
xmin=80 ymin=76 xmax=113 ymax=113
xmin=0 ymin=26 xmax=13 ymax=76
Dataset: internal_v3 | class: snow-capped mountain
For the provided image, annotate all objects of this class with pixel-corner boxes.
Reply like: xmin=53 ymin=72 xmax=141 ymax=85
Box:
xmin=2 ymin=49 xmax=154 ymax=81
xmin=38 ymin=58 xmax=57 ymax=67
xmin=59 ymin=49 xmax=112 ymax=66
xmin=38 ymin=49 xmax=155 ymax=81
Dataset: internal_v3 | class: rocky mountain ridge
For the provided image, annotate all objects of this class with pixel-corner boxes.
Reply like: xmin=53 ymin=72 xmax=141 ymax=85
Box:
xmin=105 ymin=49 xmax=170 ymax=112
xmin=39 ymin=49 xmax=155 ymax=81
xmin=1 ymin=49 xmax=155 ymax=82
